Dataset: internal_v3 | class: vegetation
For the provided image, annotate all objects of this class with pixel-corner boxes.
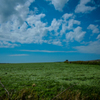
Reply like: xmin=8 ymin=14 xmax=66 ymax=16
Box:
xmin=64 ymin=60 xmax=100 ymax=65
xmin=0 ymin=62 xmax=100 ymax=100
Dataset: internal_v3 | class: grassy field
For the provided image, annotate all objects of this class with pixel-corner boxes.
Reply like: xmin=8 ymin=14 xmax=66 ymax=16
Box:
xmin=0 ymin=62 xmax=100 ymax=100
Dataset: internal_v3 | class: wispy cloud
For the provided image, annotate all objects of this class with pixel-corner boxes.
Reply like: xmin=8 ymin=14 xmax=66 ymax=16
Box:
xmin=9 ymin=54 xmax=29 ymax=56
xmin=97 ymin=34 xmax=100 ymax=40
xmin=20 ymin=50 xmax=77 ymax=53
xmin=95 ymin=20 xmax=100 ymax=22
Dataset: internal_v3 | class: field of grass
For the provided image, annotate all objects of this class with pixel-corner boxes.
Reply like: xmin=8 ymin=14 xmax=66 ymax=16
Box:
xmin=0 ymin=62 xmax=100 ymax=100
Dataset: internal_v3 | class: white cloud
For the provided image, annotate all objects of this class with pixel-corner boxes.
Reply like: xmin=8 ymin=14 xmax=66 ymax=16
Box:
xmin=75 ymin=0 xmax=96 ymax=13
xmin=87 ymin=24 xmax=100 ymax=33
xmin=48 ymin=18 xmax=62 ymax=35
xmin=26 ymin=14 xmax=46 ymax=26
xmin=0 ymin=0 xmax=35 ymax=24
xmin=67 ymin=19 xmax=80 ymax=30
xmin=97 ymin=34 xmax=100 ymax=40
xmin=9 ymin=54 xmax=28 ymax=56
xmin=0 ymin=41 xmax=19 ymax=48
xmin=74 ymin=41 xmax=100 ymax=54
xmin=46 ymin=0 xmax=69 ymax=11
xmin=47 ymin=13 xmax=82 ymax=43
xmin=66 ymin=26 xmax=86 ymax=42
xmin=21 ymin=50 xmax=77 ymax=53
xmin=52 ymin=39 xmax=62 ymax=46
xmin=0 ymin=0 xmax=84 ymax=49
xmin=0 ymin=0 xmax=50 ymax=47
xmin=0 ymin=12 xmax=48 ymax=45
xmin=62 ymin=13 xmax=73 ymax=20
xmin=60 ymin=24 xmax=67 ymax=35
xmin=49 ymin=13 xmax=81 ymax=36
xmin=1 ymin=11 xmax=72 ymax=47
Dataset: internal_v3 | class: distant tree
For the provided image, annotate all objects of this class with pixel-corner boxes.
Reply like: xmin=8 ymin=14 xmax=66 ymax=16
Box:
xmin=66 ymin=60 xmax=68 ymax=62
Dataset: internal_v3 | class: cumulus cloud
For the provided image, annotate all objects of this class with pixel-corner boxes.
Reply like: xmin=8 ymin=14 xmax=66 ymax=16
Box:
xmin=48 ymin=13 xmax=81 ymax=36
xmin=46 ymin=0 xmax=69 ymax=11
xmin=60 ymin=24 xmax=67 ymax=35
xmin=48 ymin=18 xmax=62 ymax=35
xmin=0 ymin=0 xmax=84 ymax=49
xmin=74 ymin=41 xmax=100 ymax=54
xmin=0 ymin=13 xmax=48 ymax=45
xmin=66 ymin=26 xmax=86 ymax=42
xmin=60 ymin=19 xmax=80 ymax=35
xmin=67 ymin=19 xmax=80 ymax=30
xmin=75 ymin=0 xmax=96 ymax=13
xmin=0 ymin=0 xmax=34 ymax=24
xmin=62 ymin=13 xmax=73 ymax=20
xmin=51 ymin=39 xmax=62 ymax=46
xmin=26 ymin=14 xmax=46 ymax=26
xmin=0 ymin=41 xmax=18 ymax=48
xmin=87 ymin=24 xmax=100 ymax=33
xmin=0 ymin=0 xmax=50 ymax=47
xmin=47 ymin=13 xmax=82 ymax=44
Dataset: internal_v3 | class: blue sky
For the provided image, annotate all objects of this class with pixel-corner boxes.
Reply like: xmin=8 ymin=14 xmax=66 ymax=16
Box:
xmin=0 ymin=0 xmax=100 ymax=63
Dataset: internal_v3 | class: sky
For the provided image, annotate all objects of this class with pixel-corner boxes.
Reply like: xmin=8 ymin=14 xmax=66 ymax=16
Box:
xmin=0 ymin=0 xmax=100 ymax=63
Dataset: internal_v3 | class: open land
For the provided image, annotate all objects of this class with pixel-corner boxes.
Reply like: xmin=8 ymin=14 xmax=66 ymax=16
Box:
xmin=0 ymin=62 xmax=100 ymax=100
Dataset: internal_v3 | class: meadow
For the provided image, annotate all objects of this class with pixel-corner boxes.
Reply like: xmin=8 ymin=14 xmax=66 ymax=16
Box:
xmin=0 ymin=62 xmax=100 ymax=100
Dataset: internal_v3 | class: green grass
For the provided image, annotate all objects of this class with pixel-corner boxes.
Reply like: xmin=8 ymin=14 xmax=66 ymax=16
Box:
xmin=0 ymin=62 xmax=100 ymax=100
